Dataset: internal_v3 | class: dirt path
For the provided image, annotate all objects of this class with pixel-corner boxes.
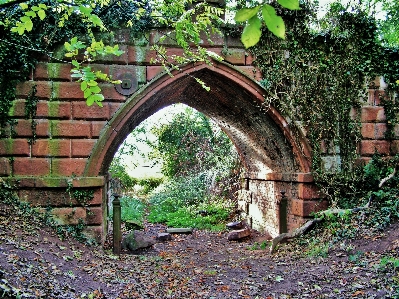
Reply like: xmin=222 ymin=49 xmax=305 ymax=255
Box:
xmin=1 ymin=207 xmax=399 ymax=298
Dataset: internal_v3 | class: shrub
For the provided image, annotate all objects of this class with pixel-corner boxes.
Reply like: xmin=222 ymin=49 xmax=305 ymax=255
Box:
xmin=109 ymin=158 xmax=138 ymax=193
xmin=147 ymin=173 xmax=235 ymax=231
xmin=137 ymin=177 xmax=164 ymax=195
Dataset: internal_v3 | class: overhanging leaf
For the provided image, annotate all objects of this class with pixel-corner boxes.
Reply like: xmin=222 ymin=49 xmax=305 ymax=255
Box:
xmin=80 ymin=81 xmax=87 ymax=91
xmin=234 ymin=6 xmax=260 ymax=22
xmin=87 ymin=94 xmax=104 ymax=106
xmin=24 ymin=19 xmax=33 ymax=32
xmin=262 ymin=4 xmax=285 ymax=39
xmin=86 ymin=94 xmax=96 ymax=106
xmin=241 ymin=15 xmax=262 ymax=49
xmin=38 ymin=10 xmax=46 ymax=20
xmin=278 ymin=0 xmax=300 ymax=10
xmin=84 ymin=88 xmax=92 ymax=98
xmin=89 ymin=86 xmax=101 ymax=94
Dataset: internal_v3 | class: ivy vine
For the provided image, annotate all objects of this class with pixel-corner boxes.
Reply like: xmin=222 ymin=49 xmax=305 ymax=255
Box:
xmin=248 ymin=2 xmax=399 ymax=201
xmin=0 ymin=0 xmax=152 ymax=134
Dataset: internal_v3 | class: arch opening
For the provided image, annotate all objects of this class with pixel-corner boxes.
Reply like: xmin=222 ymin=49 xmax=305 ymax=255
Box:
xmin=109 ymin=103 xmax=243 ymax=233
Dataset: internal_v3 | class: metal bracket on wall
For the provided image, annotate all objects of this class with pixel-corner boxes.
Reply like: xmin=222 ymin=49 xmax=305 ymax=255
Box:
xmin=115 ymin=72 xmax=138 ymax=96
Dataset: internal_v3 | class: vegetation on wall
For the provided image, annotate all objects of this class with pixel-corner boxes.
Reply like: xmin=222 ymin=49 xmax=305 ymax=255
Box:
xmin=247 ymin=1 xmax=399 ymax=205
xmin=0 ymin=0 xmax=152 ymax=133
xmin=0 ymin=0 xmax=398 ymax=233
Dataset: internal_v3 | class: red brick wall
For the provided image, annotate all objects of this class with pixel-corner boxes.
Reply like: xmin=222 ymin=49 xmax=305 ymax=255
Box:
xmin=0 ymin=28 xmax=397 ymax=240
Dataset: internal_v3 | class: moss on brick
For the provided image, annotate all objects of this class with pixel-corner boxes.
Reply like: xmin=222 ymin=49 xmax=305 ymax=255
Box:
xmin=48 ymin=139 xmax=63 ymax=156
xmin=2 ymin=139 xmax=15 ymax=155
xmin=130 ymin=32 xmax=149 ymax=46
xmin=51 ymin=82 xmax=60 ymax=101
xmin=40 ymin=177 xmax=66 ymax=187
xmin=8 ymin=102 xmax=16 ymax=117
xmin=52 ymin=45 xmax=67 ymax=61
xmin=135 ymin=66 xmax=146 ymax=83
xmin=132 ymin=46 xmax=148 ymax=64
xmin=47 ymin=102 xmax=63 ymax=118
xmin=49 ymin=120 xmax=59 ymax=138
xmin=47 ymin=63 xmax=63 ymax=79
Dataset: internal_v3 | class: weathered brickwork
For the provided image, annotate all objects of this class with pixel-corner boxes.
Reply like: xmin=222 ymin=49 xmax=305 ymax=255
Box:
xmin=0 ymin=28 xmax=397 ymax=241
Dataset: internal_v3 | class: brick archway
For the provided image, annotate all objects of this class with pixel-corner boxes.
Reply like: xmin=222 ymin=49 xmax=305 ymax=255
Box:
xmin=86 ymin=61 xmax=311 ymax=176
xmin=1 ymin=26 xmax=396 ymax=241
xmin=86 ymin=60 xmax=316 ymax=237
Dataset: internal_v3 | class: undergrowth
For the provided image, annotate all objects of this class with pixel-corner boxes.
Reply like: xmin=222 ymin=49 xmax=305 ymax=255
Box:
xmin=0 ymin=179 xmax=96 ymax=245
xmin=146 ymin=173 xmax=235 ymax=231
xmin=289 ymin=154 xmax=399 ymax=258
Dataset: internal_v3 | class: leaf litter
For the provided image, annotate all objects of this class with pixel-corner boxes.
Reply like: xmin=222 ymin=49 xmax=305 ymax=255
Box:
xmin=0 ymin=202 xmax=399 ymax=298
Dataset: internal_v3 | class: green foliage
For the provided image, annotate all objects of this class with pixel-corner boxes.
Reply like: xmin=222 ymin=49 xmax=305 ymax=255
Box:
xmin=123 ymin=106 xmax=241 ymax=231
xmin=148 ymin=174 xmax=208 ymax=213
xmin=0 ymin=0 xmax=152 ymax=130
xmin=149 ymin=202 xmax=230 ymax=231
xmin=147 ymin=175 xmax=234 ymax=231
xmin=66 ymin=39 xmax=124 ymax=107
xmin=348 ymin=250 xmax=364 ymax=263
xmin=109 ymin=158 xmax=138 ymax=193
xmin=294 ymin=154 xmax=399 ymax=253
xmin=380 ymin=256 xmax=399 ymax=270
xmin=373 ymin=0 xmax=399 ymax=47
xmin=66 ymin=181 xmax=94 ymax=207
xmin=233 ymin=0 xmax=299 ymax=47
xmin=249 ymin=2 xmax=399 ymax=201
xmin=150 ymin=0 xmax=224 ymax=68
xmin=119 ymin=196 xmax=146 ymax=225
xmin=146 ymin=107 xmax=239 ymax=178
xmin=248 ymin=241 xmax=270 ymax=250
xmin=137 ymin=177 xmax=163 ymax=195
xmin=11 ymin=3 xmax=47 ymax=35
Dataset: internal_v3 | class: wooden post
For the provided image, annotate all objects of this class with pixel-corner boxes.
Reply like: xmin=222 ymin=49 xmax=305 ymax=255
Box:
xmin=113 ymin=193 xmax=121 ymax=255
xmin=279 ymin=191 xmax=288 ymax=234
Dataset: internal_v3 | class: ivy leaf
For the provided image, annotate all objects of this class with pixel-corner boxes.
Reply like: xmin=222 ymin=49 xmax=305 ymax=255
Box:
xmin=17 ymin=26 xmax=25 ymax=35
xmin=25 ymin=11 xmax=36 ymax=17
xmin=79 ymin=5 xmax=92 ymax=16
xmin=71 ymin=60 xmax=79 ymax=68
xmin=23 ymin=19 xmax=34 ymax=32
xmin=234 ymin=6 xmax=260 ymax=22
xmin=241 ymin=15 xmax=262 ymax=49
xmin=87 ymin=80 xmax=98 ymax=87
xmin=64 ymin=41 xmax=72 ymax=52
xmin=86 ymin=94 xmax=96 ymax=106
xmin=89 ymin=15 xmax=103 ymax=28
xmin=262 ymin=4 xmax=285 ymax=39
xmin=275 ymin=275 xmax=284 ymax=282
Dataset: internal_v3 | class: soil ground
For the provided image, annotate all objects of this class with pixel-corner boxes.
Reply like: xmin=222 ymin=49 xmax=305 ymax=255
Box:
xmin=1 ymin=203 xmax=399 ymax=299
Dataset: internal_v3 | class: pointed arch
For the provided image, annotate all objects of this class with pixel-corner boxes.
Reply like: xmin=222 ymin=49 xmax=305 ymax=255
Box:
xmin=84 ymin=60 xmax=311 ymax=178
